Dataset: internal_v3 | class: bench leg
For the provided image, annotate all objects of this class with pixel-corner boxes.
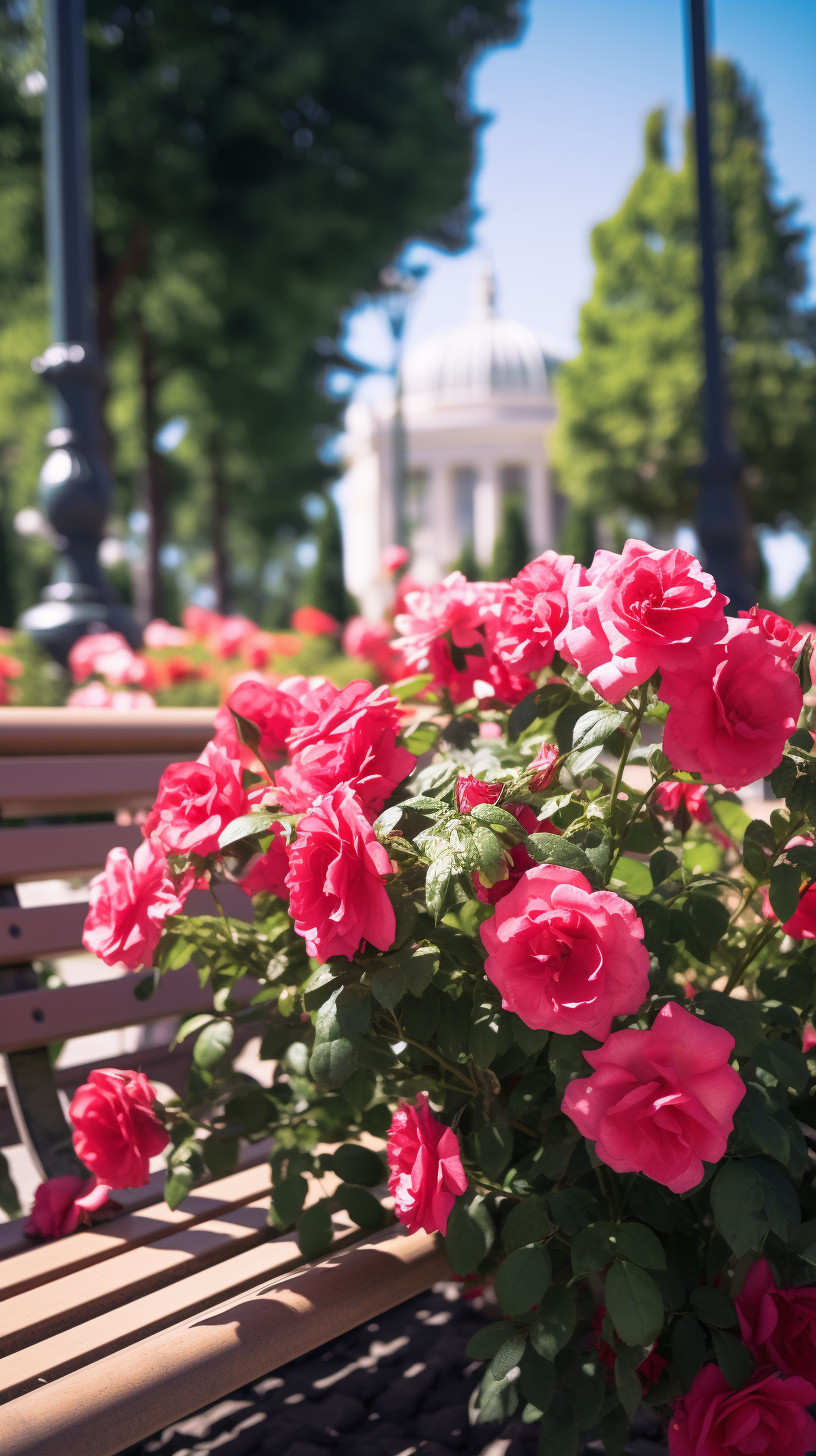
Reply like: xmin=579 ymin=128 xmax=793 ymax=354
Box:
xmin=0 ymin=886 xmax=86 ymax=1180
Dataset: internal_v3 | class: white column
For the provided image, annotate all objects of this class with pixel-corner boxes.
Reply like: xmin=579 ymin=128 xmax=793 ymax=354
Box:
xmin=474 ymin=464 xmax=499 ymax=568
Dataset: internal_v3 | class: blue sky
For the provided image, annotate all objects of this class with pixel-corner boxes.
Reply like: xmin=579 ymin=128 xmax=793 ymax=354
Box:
xmin=345 ymin=0 xmax=815 ymax=369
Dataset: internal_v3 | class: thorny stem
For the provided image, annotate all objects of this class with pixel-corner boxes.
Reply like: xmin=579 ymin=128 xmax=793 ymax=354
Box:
xmin=608 ymin=687 xmax=649 ymax=862
xmin=395 ymin=1026 xmax=479 ymax=1094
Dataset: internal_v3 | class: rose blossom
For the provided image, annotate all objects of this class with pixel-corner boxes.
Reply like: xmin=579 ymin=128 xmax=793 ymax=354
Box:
xmin=653 ymin=781 xmax=712 ymax=825
xmin=556 ymin=539 xmax=727 ymax=703
xmin=291 ymin=605 xmax=340 ymax=636
xmin=762 ymin=880 xmax=816 ymax=939
xmin=142 ymin=618 xmax=193 ymax=649
xmin=286 ymin=785 xmax=396 ymax=960
xmin=668 ymin=1363 xmax=816 ymax=1456
xmin=143 ymin=741 xmax=248 ymax=857
xmin=661 ymin=619 xmax=803 ymax=789
xmin=493 ymin=551 xmax=574 ymax=676
xmin=213 ymin=675 xmax=319 ymax=765
xmin=69 ymin=1069 xmax=169 ymax=1189
xmin=562 ymin=1002 xmax=745 ymax=1193
xmin=735 ymin=1257 xmax=816 ymax=1379
xmin=239 ymin=822 xmax=290 ymax=899
xmin=82 ymin=839 xmax=191 ymax=970
xmin=804 ymin=1022 xmax=816 ymax=1053
xmin=529 ymin=742 xmax=559 ymax=791
xmin=383 ymin=544 xmax=410 ymax=574
xmin=68 ymin=631 xmax=137 ymax=684
xmin=386 ymin=1092 xmax=468 ymax=1236
xmin=25 ymin=1175 xmax=111 ymax=1239
xmin=274 ymin=681 xmax=415 ymax=814
xmin=455 ymin=774 xmax=503 ymax=814
xmin=341 ymin=617 xmax=398 ymax=679
xmin=738 ymin=605 xmax=807 ymax=668
xmin=393 ymin=572 xmax=488 ymax=700
xmin=480 ymin=864 xmax=650 ymax=1039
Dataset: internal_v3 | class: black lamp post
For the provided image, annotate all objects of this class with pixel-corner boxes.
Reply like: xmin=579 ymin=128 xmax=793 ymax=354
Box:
xmin=687 ymin=0 xmax=754 ymax=610
xmin=19 ymin=0 xmax=138 ymax=661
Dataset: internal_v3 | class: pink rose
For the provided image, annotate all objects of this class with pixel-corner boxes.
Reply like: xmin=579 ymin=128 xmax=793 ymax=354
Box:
xmin=480 ymin=864 xmax=650 ymax=1039
xmin=668 ymin=1363 xmax=816 ymax=1456
xmin=69 ymin=1069 xmax=169 ymax=1189
xmin=68 ymin=631 xmax=137 ymax=684
xmin=735 ymin=1257 xmax=816 ymax=1380
xmin=142 ymin=618 xmax=193 ymax=649
xmin=455 ymin=774 xmax=503 ymax=814
xmin=562 ymin=1002 xmax=745 ymax=1193
xmin=529 ymin=742 xmax=559 ymax=791
xmin=67 ymin=681 xmax=115 ymax=708
xmin=214 ymin=675 xmax=316 ymax=764
xmin=653 ymin=781 xmax=712 ymax=825
xmin=557 ymin=540 xmax=727 ymax=703
xmin=762 ymin=880 xmax=816 ymax=939
xmin=383 ymin=544 xmax=410 ymax=574
xmin=239 ymin=822 xmax=290 ymax=899
xmin=143 ymin=741 xmax=248 ymax=857
xmin=286 ymin=785 xmax=396 ymax=960
xmin=25 ymin=1175 xmax=111 ymax=1239
xmin=82 ymin=839 xmax=190 ymax=970
xmin=661 ymin=619 xmax=803 ymax=789
xmin=209 ymin=615 xmax=257 ymax=660
xmin=341 ymin=617 xmax=398 ymax=679
xmin=291 ymin=605 xmax=341 ymax=637
xmin=393 ymin=572 xmax=489 ymax=701
xmin=493 ymin=551 xmax=574 ymax=676
xmin=274 ymin=681 xmax=415 ymax=814
xmin=386 ymin=1092 xmax=468 ymax=1236
xmin=738 ymin=605 xmax=807 ymax=667
xmin=803 ymin=1022 xmax=816 ymax=1053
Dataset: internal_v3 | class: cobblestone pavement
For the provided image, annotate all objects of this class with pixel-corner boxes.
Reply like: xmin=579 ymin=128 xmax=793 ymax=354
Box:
xmin=120 ymin=1284 xmax=669 ymax=1456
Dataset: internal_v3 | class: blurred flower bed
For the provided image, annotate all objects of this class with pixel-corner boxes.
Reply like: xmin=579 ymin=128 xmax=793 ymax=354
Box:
xmin=0 ymin=604 xmax=396 ymax=711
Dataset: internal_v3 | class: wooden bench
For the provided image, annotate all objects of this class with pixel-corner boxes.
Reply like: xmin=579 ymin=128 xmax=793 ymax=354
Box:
xmin=0 ymin=708 xmax=447 ymax=1455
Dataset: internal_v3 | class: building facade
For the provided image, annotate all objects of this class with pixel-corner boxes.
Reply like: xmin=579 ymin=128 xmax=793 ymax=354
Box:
xmin=338 ymin=275 xmax=562 ymax=620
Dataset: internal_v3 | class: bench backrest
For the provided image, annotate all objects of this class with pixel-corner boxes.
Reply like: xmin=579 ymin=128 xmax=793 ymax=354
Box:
xmin=0 ymin=707 xmax=257 ymax=1188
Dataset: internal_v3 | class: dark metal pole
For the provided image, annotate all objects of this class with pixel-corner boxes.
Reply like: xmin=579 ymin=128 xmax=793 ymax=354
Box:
xmin=687 ymin=0 xmax=753 ymax=610
xmin=20 ymin=0 xmax=138 ymax=660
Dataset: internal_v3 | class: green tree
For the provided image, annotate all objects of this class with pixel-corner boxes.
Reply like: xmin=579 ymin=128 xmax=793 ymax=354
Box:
xmin=557 ymin=502 xmax=596 ymax=569
xmin=554 ymin=62 xmax=816 ymax=532
xmin=304 ymin=495 xmax=356 ymax=622
xmin=491 ymin=493 xmax=530 ymax=579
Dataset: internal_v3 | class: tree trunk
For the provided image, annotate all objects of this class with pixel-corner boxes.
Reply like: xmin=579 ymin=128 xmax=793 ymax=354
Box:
xmin=136 ymin=318 xmax=164 ymax=624
xmin=210 ymin=433 xmax=229 ymax=615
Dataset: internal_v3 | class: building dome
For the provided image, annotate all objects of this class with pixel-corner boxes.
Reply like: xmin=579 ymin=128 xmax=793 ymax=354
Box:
xmin=401 ymin=271 xmax=548 ymax=404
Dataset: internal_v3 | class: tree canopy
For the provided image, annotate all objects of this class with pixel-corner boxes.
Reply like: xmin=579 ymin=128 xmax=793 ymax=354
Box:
xmin=0 ymin=0 xmax=522 ymax=623
xmin=553 ymin=60 xmax=816 ymax=534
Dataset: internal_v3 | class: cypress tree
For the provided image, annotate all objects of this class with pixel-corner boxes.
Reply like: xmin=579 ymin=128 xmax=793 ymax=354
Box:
xmin=491 ymin=494 xmax=530 ymax=580
xmin=305 ymin=496 xmax=357 ymax=622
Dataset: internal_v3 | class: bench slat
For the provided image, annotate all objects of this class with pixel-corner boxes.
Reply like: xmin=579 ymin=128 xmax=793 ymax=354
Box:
xmin=0 ymin=1224 xmax=448 ymax=1456
xmin=0 ymin=822 xmax=143 ymax=885
xmin=0 ymin=754 xmax=192 ymax=817
xmin=0 ymin=708 xmax=215 ymax=757
xmin=0 ymin=881 xmax=253 ymax=974
xmin=0 ymin=1159 xmax=273 ymax=1298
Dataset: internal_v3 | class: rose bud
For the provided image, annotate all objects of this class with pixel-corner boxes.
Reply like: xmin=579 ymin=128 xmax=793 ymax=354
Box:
xmin=529 ymin=742 xmax=559 ymax=791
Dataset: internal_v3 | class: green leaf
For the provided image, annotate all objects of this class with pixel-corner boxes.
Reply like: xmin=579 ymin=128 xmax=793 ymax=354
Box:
xmin=302 ymin=966 xmax=342 ymax=1010
xmin=690 ymin=1287 xmax=737 ymax=1329
xmin=615 ymin=1351 xmax=643 ymax=1422
xmin=309 ymin=1036 xmax=358 ymax=1089
xmin=568 ymin=1354 xmax=605 ymax=1429
xmin=749 ymin=1157 xmax=801 ymax=1241
xmin=390 ymin=673 xmax=434 ymax=702
xmin=628 ymin=1180 xmax=696 ymax=1235
xmin=334 ymin=1184 xmax=386 ymax=1230
xmin=712 ymin=797 xmax=752 ymax=843
xmin=766 ymin=1039 xmax=810 ymax=1094
xmin=269 ymin=1172 xmax=309 ymax=1229
xmin=201 ymin=1134 xmax=238 ymax=1180
xmin=601 ymin=1406 xmax=631 ymax=1456
xmin=733 ymin=1086 xmax=790 ymax=1165
xmin=328 ymin=1143 xmax=386 ymax=1187
xmin=605 ymin=1261 xmax=664 ymax=1346
xmin=508 ymin=683 xmax=561 ymax=741
xmin=769 ymin=861 xmax=802 ymax=923
xmin=470 ymin=802 xmax=527 ymax=831
xmin=476 ymin=1122 xmax=514 ymax=1181
xmin=164 ymin=1166 xmax=195 ymax=1210
xmin=0 ymin=1151 xmax=20 ymax=1220
xmin=548 ymin=1185 xmax=596 ymax=1236
xmin=134 ymin=969 xmax=160 ymax=1001
xmin=572 ymin=708 xmax=630 ymax=752
xmin=370 ymin=944 xmax=438 ymax=1012
xmin=402 ymin=719 xmax=440 ymax=755
xmin=334 ymin=984 xmax=373 ymax=1038
xmin=193 ymin=1019 xmax=234 ymax=1069
xmin=445 ymin=1192 xmax=495 ymax=1275
xmin=682 ymin=893 xmax=729 ymax=960
xmin=425 ymin=851 xmax=457 ymax=920
xmin=711 ymin=1162 xmax=769 ymax=1256
xmin=711 ymin=1328 xmax=754 ymax=1389
xmin=688 ymin=990 xmax=765 ymax=1057
xmin=518 ymin=1345 xmax=555 ymax=1414
xmin=770 ymin=756 xmax=797 ymax=799
xmin=409 ymin=795 xmax=449 ymax=814
xmin=501 ymin=1194 xmax=554 ymax=1252
xmin=570 ymin=1222 xmax=619 ymax=1278
xmin=614 ymin=1223 xmax=666 ymax=1270
xmin=537 ymin=1389 xmax=579 ymax=1456
xmin=530 ymin=1284 xmax=576 ymax=1360
xmin=609 ymin=854 xmax=653 ymax=897
xmin=494 ymin=1244 xmax=553 ymax=1317
xmin=510 ymin=1016 xmax=549 ymax=1056
xmin=218 ymin=810 xmax=281 ymax=850
xmin=526 ymin=832 xmax=603 ymax=887
xmin=475 ymin=1369 xmax=519 ymax=1425
xmin=470 ymin=998 xmax=513 ymax=1069
xmin=172 ymin=1012 xmax=216 ymax=1048
xmin=672 ymin=1314 xmax=707 ymax=1393
xmin=466 ymin=1321 xmax=513 ymax=1361
xmin=490 ymin=1335 xmax=526 ymax=1380
xmin=742 ymin=820 xmax=777 ymax=881
xmin=297 ymin=1199 xmax=334 ymax=1260
xmin=650 ymin=847 xmax=680 ymax=886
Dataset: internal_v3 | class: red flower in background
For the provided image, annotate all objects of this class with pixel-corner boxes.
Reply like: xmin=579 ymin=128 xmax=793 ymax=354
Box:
xmin=239 ymin=822 xmax=290 ymax=900
xmin=735 ymin=1256 xmax=816 ymax=1380
xmin=382 ymin=544 xmax=410 ymax=574
xmin=69 ymin=1069 xmax=168 ymax=1189
xmin=591 ymin=1306 xmax=667 ymax=1392
xmin=25 ymin=1175 xmax=111 ymax=1240
xmin=668 ymin=1363 xmax=816 ymax=1456
xmin=653 ymin=780 xmax=712 ymax=825
xmin=386 ymin=1092 xmax=467 ymax=1236
xmin=291 ymin=605 xmax=341 ymax=637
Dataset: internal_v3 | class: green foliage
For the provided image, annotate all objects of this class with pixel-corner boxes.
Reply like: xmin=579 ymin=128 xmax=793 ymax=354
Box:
xmin=555 ymin=63 xmax=816 ymax=531
xmin=304 ymin=496 xmax=357 ymax=623
xmin=491 ymin=493 xmax=531 ymax=581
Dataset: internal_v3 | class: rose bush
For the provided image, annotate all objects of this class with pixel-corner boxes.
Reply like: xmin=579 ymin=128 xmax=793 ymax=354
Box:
xmin=27 ymin=536 xmax=814 ymax=1454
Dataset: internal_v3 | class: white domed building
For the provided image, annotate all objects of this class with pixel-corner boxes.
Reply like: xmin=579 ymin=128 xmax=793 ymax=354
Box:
xmin=337 ymin=274 xmax=563 ymax=620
